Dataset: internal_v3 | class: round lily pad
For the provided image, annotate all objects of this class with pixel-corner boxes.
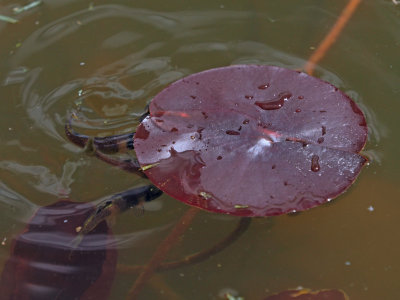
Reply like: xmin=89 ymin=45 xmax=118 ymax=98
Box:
xmin=134 ymin=65 xmax=367 ymax=216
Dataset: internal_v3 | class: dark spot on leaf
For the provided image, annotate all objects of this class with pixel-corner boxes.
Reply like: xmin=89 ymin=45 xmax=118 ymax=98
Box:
xmin=135 ymin=127 xmax=149 ymax=140
xmin=311 ymin=155 xmax=320 ymax=172
xmin=226 ymin=130 xmax=240 ymax=136
xmin=258 ymin=83 xmax=270 ymax=90
xmin=255 ymin=92 xmax=292 ymax=111
xmin=197 ymin=127 xmax=204 ymax=139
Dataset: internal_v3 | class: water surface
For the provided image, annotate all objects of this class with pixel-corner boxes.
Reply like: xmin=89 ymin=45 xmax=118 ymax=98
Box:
xmin=0 ymin=0 xmax=399 ymax=299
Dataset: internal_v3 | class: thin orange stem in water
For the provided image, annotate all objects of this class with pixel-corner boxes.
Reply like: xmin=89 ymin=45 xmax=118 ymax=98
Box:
xmin=304 ymin=0 xmax=362 ymax=75
xmin=126 ymin=207 xmax=199 ymax=300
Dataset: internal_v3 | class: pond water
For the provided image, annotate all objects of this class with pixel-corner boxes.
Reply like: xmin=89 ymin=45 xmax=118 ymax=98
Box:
xmin=0 ymin=0 xmax=399 ymax=299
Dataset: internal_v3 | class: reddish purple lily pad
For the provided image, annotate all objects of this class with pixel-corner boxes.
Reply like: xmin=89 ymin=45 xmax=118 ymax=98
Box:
xmin=264 ymin=288 xmax=349 ymax=300
xmin=134 ymin=65 xmax=367 ymax=216
xmin=0 ymin=200 xmax=116 ymax=299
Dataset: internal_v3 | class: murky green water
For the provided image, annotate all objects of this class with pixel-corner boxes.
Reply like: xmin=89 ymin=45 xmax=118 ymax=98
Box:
xmin=0 ymin=0 xmax=399 ymax=299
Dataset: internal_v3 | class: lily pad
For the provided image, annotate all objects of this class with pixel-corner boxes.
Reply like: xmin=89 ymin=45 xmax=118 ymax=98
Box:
xmin=134 ymin=65 xmax=367 ymax=216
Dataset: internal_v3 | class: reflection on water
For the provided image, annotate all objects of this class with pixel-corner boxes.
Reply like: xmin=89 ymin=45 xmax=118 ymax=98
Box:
xmin=0 ymin=159 xmax=85 ymax=197
xmin=0 ymin=0 xmax=399 ymax=299
xmin=0 ymin=181 xmax=36 ymax=222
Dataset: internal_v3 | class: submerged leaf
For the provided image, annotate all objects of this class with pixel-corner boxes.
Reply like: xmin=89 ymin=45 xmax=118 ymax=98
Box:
xmin=0 ymin=200 xmax=116 ymax=299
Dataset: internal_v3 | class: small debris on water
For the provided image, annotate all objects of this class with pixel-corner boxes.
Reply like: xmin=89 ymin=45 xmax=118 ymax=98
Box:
xmin=75 ymin=99 xmax=83 ymax=107
xmin=0 ymin=15 xmax=18 ymax=24
xmin=71 ymin=112 xmax=79 ymax=120
xmin=199 ymin=191 xmax=212 ymax=199
xmin=75 ymin=226 xmax=82 ymax=233
xmin=141 ymin=163 xmax=159 ymax=171
xmin=367 ymin=205 xmax=374 ymax=212
xmin=234 ymin=204 xmax=249 ymax=209
xmin=345 ymin=261 xmax=351 ymax=266
xmin=13 ymin=0 xmax=42 ymax=14
xmin=218 ymin=288 xmax=244 ymax=300
xmin=1 ymin=237 xmax=7 ymax=246
xmin=224 ymin=293 xmax=244 ymax=300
